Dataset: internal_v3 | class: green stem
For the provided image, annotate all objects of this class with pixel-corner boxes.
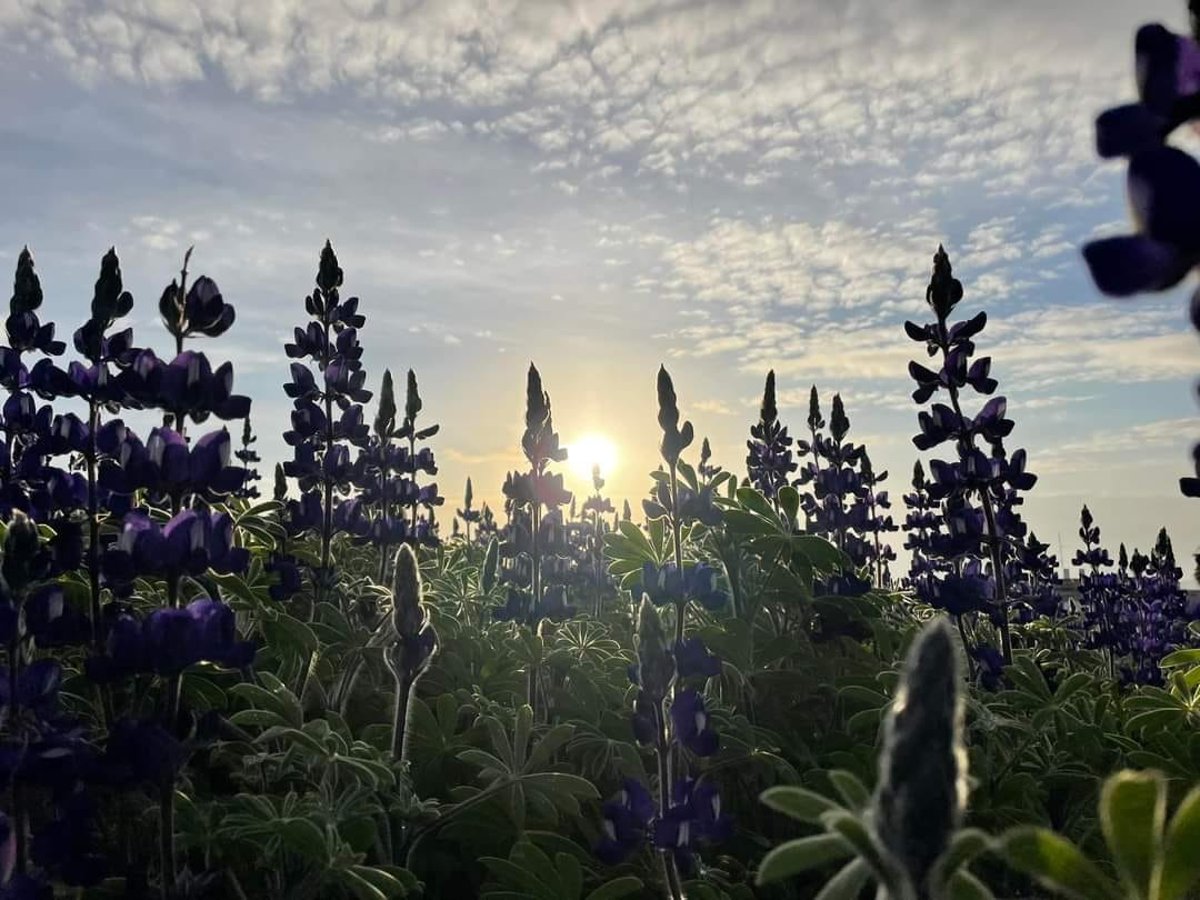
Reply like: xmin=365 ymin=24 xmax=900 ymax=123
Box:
xmin=656 ymin=739 xmax=685 ymax=900
xmin=936 ymin=325 xmax=1013 ymax=664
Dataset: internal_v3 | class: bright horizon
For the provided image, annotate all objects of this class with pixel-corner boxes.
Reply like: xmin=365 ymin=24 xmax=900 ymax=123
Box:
xmin=1 ymin=0 xmax=1196 ymax=581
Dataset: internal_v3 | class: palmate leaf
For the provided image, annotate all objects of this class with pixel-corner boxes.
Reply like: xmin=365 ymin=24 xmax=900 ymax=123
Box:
xmin=1100 ymin=770 xmax=1165 ymax=899
xmin=1000 ymin=827 xmax=1123 ymax=900
xmin=481 ymin=838 xmax=632 ymax=900
xmin=342 ymin=864 xmax=416 ymax=900
xmin=1160 ymin=784 xmax=1200 ymax=900
xmin=582 ymin=876 xmax=644 ymax=900
xmin=760 ymin=785 xmax=843 ymax=824
xmin=814 ymin=860 xmax=872 ymax=900
xmin=756 ymin=834 xmax=855 ymax=885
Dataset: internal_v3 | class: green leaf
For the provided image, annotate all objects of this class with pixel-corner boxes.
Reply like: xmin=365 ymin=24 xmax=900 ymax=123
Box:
xmin=459 ymin=749 xmax=510 ymax=777
xmin=278 ymin=818 xmax=327 ymax=861
xmin=820 ymin=810 xmax=894 ymax=887
xmin=512 ymin=705 xmax=534 ymax=771
xmin=264 ymin=614 xmax=319 ymax=658
xmin=932 ymin=829 xmax=993 ymax=886
xmin=1159 ymin=650 xmax=1200 ymax=669
xmin=526 ymin=724 xmax=575 ymax=773
xmin=342 ymin=869 xmax=389 ymax=900
xmin=778 ymin=486 xmax=800 ymax=525
xmin=556 ymin=852 xmax=582 ymax=900
xmin=756 ymin=834 xmax=854 ymax=885
xmin=348 ymin=865 xmax=412 ymax=899
xmin=228 ymin=709 xmax=288 ymax=729
xmin=1001 ymin=827 xmax=1123 ymax=900
xmin=944 ymin=870 xmax=996 ymax=900
xmin=480 ymin=857 xmax=558 ymax=900
xmin=827 ymin=770 xmax=870 ymax=809
xmin=583 ymin=876 xmax=645 ymax=900
xmin=1159 ymin=785 xmax=1200 ymax=900
xmin=761 ymin=785 xmax=842 ymax=823
xmin=1100 ymin=770 xmax=1165 ymax=899
xmin=813 ymin=860 xmax=872 ymax=900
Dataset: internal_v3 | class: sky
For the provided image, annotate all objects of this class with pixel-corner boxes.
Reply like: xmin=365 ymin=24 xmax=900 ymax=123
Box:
xmin=1 ymin=0 xmax=1197 ymax=581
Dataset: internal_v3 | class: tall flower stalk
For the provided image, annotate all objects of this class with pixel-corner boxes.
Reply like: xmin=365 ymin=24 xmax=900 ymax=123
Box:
xmin=283 ymin=242 xmax=372 ymax=610
xmin=905 ymin=246 xmax=1036 ymax=663
xmin=498 ymin=364 xmax=571 ymax=714
xmin=596 ymin=599 xmax=726 ymax=900
xmin=745 ymin=370 xmax=797 ymax=508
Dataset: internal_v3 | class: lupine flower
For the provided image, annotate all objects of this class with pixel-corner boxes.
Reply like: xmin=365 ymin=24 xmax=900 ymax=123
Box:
xmin=234 ymin=418 xmax=261 ymax=499
xmin=653 ymin=778 xmax=733 ymax=874
xmin=674 ymin=637 xmax=721 ymax=680
xmin=970 ymin=644 xmax=1006 ymax=692
xmin=669 ymin=689 xmax=718 ymax=757
xmin=281 ymin=242 xmax=373 ymax=597
xmin=1 ymin=249 xmax=64 ymax=393
xmin=101 ymin=510 xmax=249 ymax=597
xmin=23 ymin=586 xmax=90 ymax=649
xmin=637 ymin=562 xmax=727 ymax=611
xmin=595 ymin=779 xmax=655 ymax=865
xmin=86 ymin=596 xmax=254 ymax=682
xmin=903 ymin=246 xmax=1038 ymax=662
xmin=698 ymin=437 xmax=722 ymax=480
xmin=745 ymin=370 xmax=797 ymax=501
xmin=496 ymin=364 xmax=572 ymax=642
xmin=1083 ymin=21 xmax=1200 ymax=500
xmin=848 ymin=449 xmax=898 ymax=587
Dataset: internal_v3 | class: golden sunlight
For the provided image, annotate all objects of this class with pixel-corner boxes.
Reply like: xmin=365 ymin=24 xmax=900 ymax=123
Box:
xmin=568 ymin=432 xmax=619 ymax=484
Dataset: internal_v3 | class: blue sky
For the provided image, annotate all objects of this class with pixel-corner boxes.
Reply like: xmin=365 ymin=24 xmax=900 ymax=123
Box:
xmin=1 ymin=0 xmax=1196 ymax=579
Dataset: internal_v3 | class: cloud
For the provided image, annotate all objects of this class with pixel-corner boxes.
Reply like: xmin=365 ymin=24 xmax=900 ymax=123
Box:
xmin=1 ymin=0 xmax=1180 ymax=196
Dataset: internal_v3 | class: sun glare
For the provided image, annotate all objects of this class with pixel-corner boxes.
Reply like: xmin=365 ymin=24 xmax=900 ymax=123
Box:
xmin=569 ymin=432 xmax=619 ymax=484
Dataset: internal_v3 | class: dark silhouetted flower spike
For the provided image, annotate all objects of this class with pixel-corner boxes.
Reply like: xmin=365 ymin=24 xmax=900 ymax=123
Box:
xmin=746 ymin=370 xmax=798 ymax=502
xmin=282 ymin=241 xmax=374 ymax=598
xmin=375 ymin=369 xmax=396 ymax=440
xmin=656 ymin=366 xmax=693 ymax=466
xmin=903 ymin=244 xmax=1038 ymax=663
xmin=497 ymin=364 xmax=572 ymax=647
xmin=872 ymin=618 xmax=967 ymax=900
xmin=925 ymin=245 xmax=964 ymax=320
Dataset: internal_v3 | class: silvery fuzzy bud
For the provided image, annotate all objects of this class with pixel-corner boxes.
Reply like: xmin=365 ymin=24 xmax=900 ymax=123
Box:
xmin=635 ymin=597 xmax=674 ymax=702
xmin=391 ymin=544 xmax=426 ymax=639
xmin=872 ymin=618 xmax=966 ymax=899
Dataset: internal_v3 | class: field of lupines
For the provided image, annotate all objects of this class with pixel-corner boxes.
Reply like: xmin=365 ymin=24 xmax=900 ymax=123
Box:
xmin=1 ymin=10 xmax=1200 ymax=900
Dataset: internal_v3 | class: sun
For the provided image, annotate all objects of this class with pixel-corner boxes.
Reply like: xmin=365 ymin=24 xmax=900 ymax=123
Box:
xmin=569 ymin=432 xmax=619 ymax=485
